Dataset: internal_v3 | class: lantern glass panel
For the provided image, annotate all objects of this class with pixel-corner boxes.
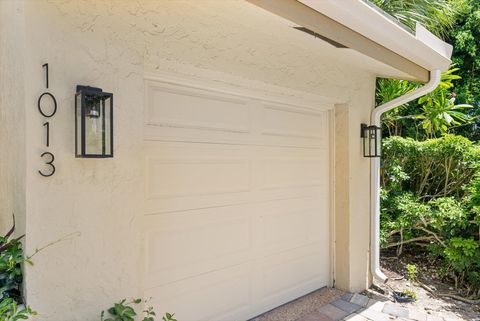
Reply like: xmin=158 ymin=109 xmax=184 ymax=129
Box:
xmin=104 ymin=96 xmax=112 ymax=156
xmin=369 ymin=127 xmax=376 ymax=156
xmin=366 ymin=126 xmax=381 ymax=157
xmin=75 ymin=93 xmax=82 ymax=157
xmin=363 ymin=129 xmax=369 ymax=157
xmin=84 ymin=95 xmax=104 ymax=155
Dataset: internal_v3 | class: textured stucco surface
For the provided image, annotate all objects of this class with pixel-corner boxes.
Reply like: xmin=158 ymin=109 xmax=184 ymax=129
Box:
xmin=333 ymin=85 xmax=376 ymax=293
xmin=0 ymin=1 xmax=26 ymax=236
xmin=2 ymin=0 xmax=378 ymax=320
xmin=345 ymin=80 xmax=376 ymax=292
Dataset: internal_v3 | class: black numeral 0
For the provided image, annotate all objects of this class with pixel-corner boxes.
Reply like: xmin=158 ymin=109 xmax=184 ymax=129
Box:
xmin=38 ymin=92 xmax=57 ymax=118
xmin=38 ymin=152 xmax=55 ymax=177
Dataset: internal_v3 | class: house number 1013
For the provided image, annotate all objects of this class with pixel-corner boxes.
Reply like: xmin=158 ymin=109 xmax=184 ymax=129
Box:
xmin=38 ymin=63 xmax=56 ymax=177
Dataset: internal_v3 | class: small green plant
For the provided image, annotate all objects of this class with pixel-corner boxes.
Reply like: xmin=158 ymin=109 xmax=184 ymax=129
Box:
xmin=0 ymin=217 xmax=36 ymax=320
xmin=162 ymin=313 xmax=177 ymax=321
xmin=0 ymin=219 xmax=29 ymax=302
xmin=402 ymin=289 xmax=417 ymax=301
xmin=0 ymin=297 xmax=36 ymax=321
xmin=101 ymin=299 xmax=176 ymax=321
xmin=406 ymin=264 xmax=418 ymax=283
xmin=101 ymin=299 xmax=140 ymax=321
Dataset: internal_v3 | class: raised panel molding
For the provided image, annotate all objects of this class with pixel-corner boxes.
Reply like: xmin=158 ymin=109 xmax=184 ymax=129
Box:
xmin=259 ymin=244 xmax=328 ymax=298
xmin=145 ymin=265 xmax=252 ymax=321
xmin=258 ymin=158 xmax=325 ymax=190
xmin=261 ymin=104 xmax=328 ymax=140
xmin=261 ymin=209 xmax=311 ymax=246
xmin=146 ymin=158 xmax=252 ymax=199
xmin=145 ymin=81 xmax=251 ymax=134
xmin=143 ymin=211 xmax=252 ymax=285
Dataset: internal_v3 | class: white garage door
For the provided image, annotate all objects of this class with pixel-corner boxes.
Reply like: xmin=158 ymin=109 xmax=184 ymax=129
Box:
xmin=142 ymin=76 xmax=332 ymax=321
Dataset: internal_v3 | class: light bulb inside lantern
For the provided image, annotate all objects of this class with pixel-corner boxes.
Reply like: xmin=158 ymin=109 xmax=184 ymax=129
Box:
xmin=85 ymin=97 xmax=103 ymax=154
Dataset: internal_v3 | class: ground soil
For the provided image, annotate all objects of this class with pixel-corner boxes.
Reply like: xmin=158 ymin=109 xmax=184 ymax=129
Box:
xmin=366 ymin=249 xmax=480 ymax=321
xmin=250 ymin=287 xmax=344 ymax=321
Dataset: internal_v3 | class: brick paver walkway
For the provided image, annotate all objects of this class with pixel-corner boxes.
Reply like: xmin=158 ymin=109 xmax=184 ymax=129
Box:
xmin=296 ymin=293 xmax=456 ymax=321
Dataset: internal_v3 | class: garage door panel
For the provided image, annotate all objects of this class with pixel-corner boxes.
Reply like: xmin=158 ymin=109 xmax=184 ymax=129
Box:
xmin=257 ymin=197 xmax=325 ymax=251
xmin=260 ymin=103 xmax=328 ymax=148
xmin=261 ymin=248 xmax=328 ymax=297
xmin=254 ymin=145 xmax=329 ymax=192
xmin=309 ymin=202 xmax=331 ymax=244
xmin=145 ymin=80 xmax=252 ymax=142
xmin=252 ymin=245 xmax=328 ymax=315
xmin=261 ymin=208 xmax=311 ymax=247
xmin=142 ymin=77 xmax=332 ymax=321
xmin=144 ymin=79 xmax=254 ymax=145
xmin=144 ymin=205 xmax=254 ymax=286
xmin=257 ymin=158 xmax=326 ymax=190
xmin=146 ymin=158 xmax=252 ymax=199
xmin=146 ymin=264 xmax=253 ymax=321
xmin=253 ymin=185 xmax=323 ymax=203
xmin=144 ymin=141 xmax=253 ymax=214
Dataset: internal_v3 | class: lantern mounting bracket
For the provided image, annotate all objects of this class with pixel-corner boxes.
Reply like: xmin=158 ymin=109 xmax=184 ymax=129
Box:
xmin=76 ymin=85 xmax=102 ymax=93
xmin=360 ymin=123 xmax=368 ymax=138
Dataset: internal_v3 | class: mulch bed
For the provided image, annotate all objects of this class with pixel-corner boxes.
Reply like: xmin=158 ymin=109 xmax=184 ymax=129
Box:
xmin=367 ymin=248 xmax=480 ymax=321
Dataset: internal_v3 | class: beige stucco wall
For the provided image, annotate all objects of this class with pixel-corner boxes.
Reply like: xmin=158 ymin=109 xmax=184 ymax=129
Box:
xmin=347 ymin=87 xmax=375 ymax=291
xmin=0 ymin=0 xmax=26 ymax=236
xmin=1 ymin=0 xmax=375 ymax=319
xmin=333 ymin=81 xmax=376 ymax=292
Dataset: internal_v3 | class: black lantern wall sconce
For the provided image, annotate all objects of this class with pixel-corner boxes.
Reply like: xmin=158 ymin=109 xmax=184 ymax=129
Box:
xmin=361 ymin=123 xmax=381 ymax=158
xmin=75 ymin=85 xmax=113 ymax=158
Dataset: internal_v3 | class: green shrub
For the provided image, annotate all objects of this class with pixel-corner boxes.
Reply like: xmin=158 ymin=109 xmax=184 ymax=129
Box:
xmin=381 ymin=135 xmax=480 ymax=294
xmin=382 ymin=135 xmax=480 ymax=199
xmin=444 ymin=238 xmax=479 ymax=274
xmin=0 ymin=238 xmax=24 ymax=302
xmin=0 ymin=220 xmax=35 ymax=320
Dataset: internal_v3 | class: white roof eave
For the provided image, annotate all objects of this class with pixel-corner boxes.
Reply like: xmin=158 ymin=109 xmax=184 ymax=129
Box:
xmin=298 ymin=0 xmax=453 ymax=72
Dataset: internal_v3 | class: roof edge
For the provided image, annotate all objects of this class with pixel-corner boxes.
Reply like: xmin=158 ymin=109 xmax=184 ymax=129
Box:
xmin=415 ymin=23 xmax=453 ymax=59
xmin=297 ymin=0 xmax=452 ymax=72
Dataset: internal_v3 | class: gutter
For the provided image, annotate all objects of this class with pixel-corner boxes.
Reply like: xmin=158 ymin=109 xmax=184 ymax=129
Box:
xmin=298 ymin=0 xmax=452 ymax=72
xmin=370 ymin=69 xmax=442 ymax=282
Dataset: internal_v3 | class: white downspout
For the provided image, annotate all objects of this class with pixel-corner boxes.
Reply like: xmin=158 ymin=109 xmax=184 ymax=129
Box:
xmin=370 ymin=69 xmax=441 ymax=282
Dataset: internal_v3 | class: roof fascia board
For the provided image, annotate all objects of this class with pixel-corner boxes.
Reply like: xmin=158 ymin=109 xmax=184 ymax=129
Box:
xmin=247 ymin=0 xmax=429 ymax=82
xmin=415 ymin=23 xmax=453 ymax=59
xmin=298 ymin=0 xmax=452 ymax=71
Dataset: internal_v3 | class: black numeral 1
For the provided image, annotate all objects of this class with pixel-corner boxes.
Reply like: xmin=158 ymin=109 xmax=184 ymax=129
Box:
xmin=43 ymin=122 xmax=50 ymax=147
